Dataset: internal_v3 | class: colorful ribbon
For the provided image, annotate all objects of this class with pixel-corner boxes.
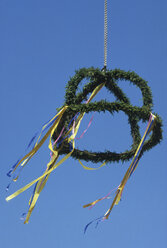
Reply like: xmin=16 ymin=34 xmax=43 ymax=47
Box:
xmin=6 ymin=83 xmax=105 ymax=223
xmin=83 ymin=113 xmax=156 ymax=232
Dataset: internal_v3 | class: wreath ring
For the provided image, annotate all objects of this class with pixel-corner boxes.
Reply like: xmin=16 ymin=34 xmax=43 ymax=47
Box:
xmin=52 ymin=68 xmax=162 ymax=163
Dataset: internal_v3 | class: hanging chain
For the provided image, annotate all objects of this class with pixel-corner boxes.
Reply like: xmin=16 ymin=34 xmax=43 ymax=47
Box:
xmin=104 ymin=0 xmax=108 ymax=69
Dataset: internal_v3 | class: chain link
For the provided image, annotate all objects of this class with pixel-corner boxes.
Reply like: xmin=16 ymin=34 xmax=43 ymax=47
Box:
xmin=104 ymin=0 xmax=108 ymax=68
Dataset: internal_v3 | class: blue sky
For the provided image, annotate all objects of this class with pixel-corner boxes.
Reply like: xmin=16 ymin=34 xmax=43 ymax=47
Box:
xmin=0 ymin=0 xmax=167 ymax=247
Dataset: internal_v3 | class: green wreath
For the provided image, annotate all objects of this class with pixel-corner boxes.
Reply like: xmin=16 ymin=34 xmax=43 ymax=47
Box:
xmin=52 ymin=67 xmax=162 ymax=163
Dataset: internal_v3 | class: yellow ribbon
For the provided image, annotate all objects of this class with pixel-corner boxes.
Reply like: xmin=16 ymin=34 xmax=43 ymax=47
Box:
xmin=11 ymin=106 xmax=68 ymax=175
xmin=78 ymin=160 xmax=106 ymax=171
xmin=83 ymin=113 xmax=156 ymax=220
xmin=6 ymin=112 xmax=84 ymax=201
xmin=6 ymin=82 xmax=106 ymax=223
xmin=104 ymin=114 xmax=156 ymax=219
xmin=24 ymin=154 xmax=59 ymax=224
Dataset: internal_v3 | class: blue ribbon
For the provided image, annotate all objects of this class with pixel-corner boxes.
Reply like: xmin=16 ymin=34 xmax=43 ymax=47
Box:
xmin=84 ymin=216 xmax=104 ymax=234
xmin=7 ymin=115 xmax=58 ymax=178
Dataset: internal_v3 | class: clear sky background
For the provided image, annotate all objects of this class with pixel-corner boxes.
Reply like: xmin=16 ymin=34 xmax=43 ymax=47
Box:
xmin=0 ymin=0 xmax=167 ymax=247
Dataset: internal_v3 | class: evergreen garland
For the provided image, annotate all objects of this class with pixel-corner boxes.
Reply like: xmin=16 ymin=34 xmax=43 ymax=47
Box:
xmin=52 ymin=68 xmax=162 ymax=163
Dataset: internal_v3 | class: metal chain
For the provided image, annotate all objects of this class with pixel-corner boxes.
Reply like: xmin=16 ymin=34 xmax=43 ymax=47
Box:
xmin=104 ymin=0 xmax=108 ymax=69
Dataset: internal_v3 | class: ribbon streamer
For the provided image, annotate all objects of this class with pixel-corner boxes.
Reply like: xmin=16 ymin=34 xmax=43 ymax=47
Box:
xmin=84 ymin=113 xmax=156 ymax=226
xmin=6 ymin=84 xmax=105 ymax=223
